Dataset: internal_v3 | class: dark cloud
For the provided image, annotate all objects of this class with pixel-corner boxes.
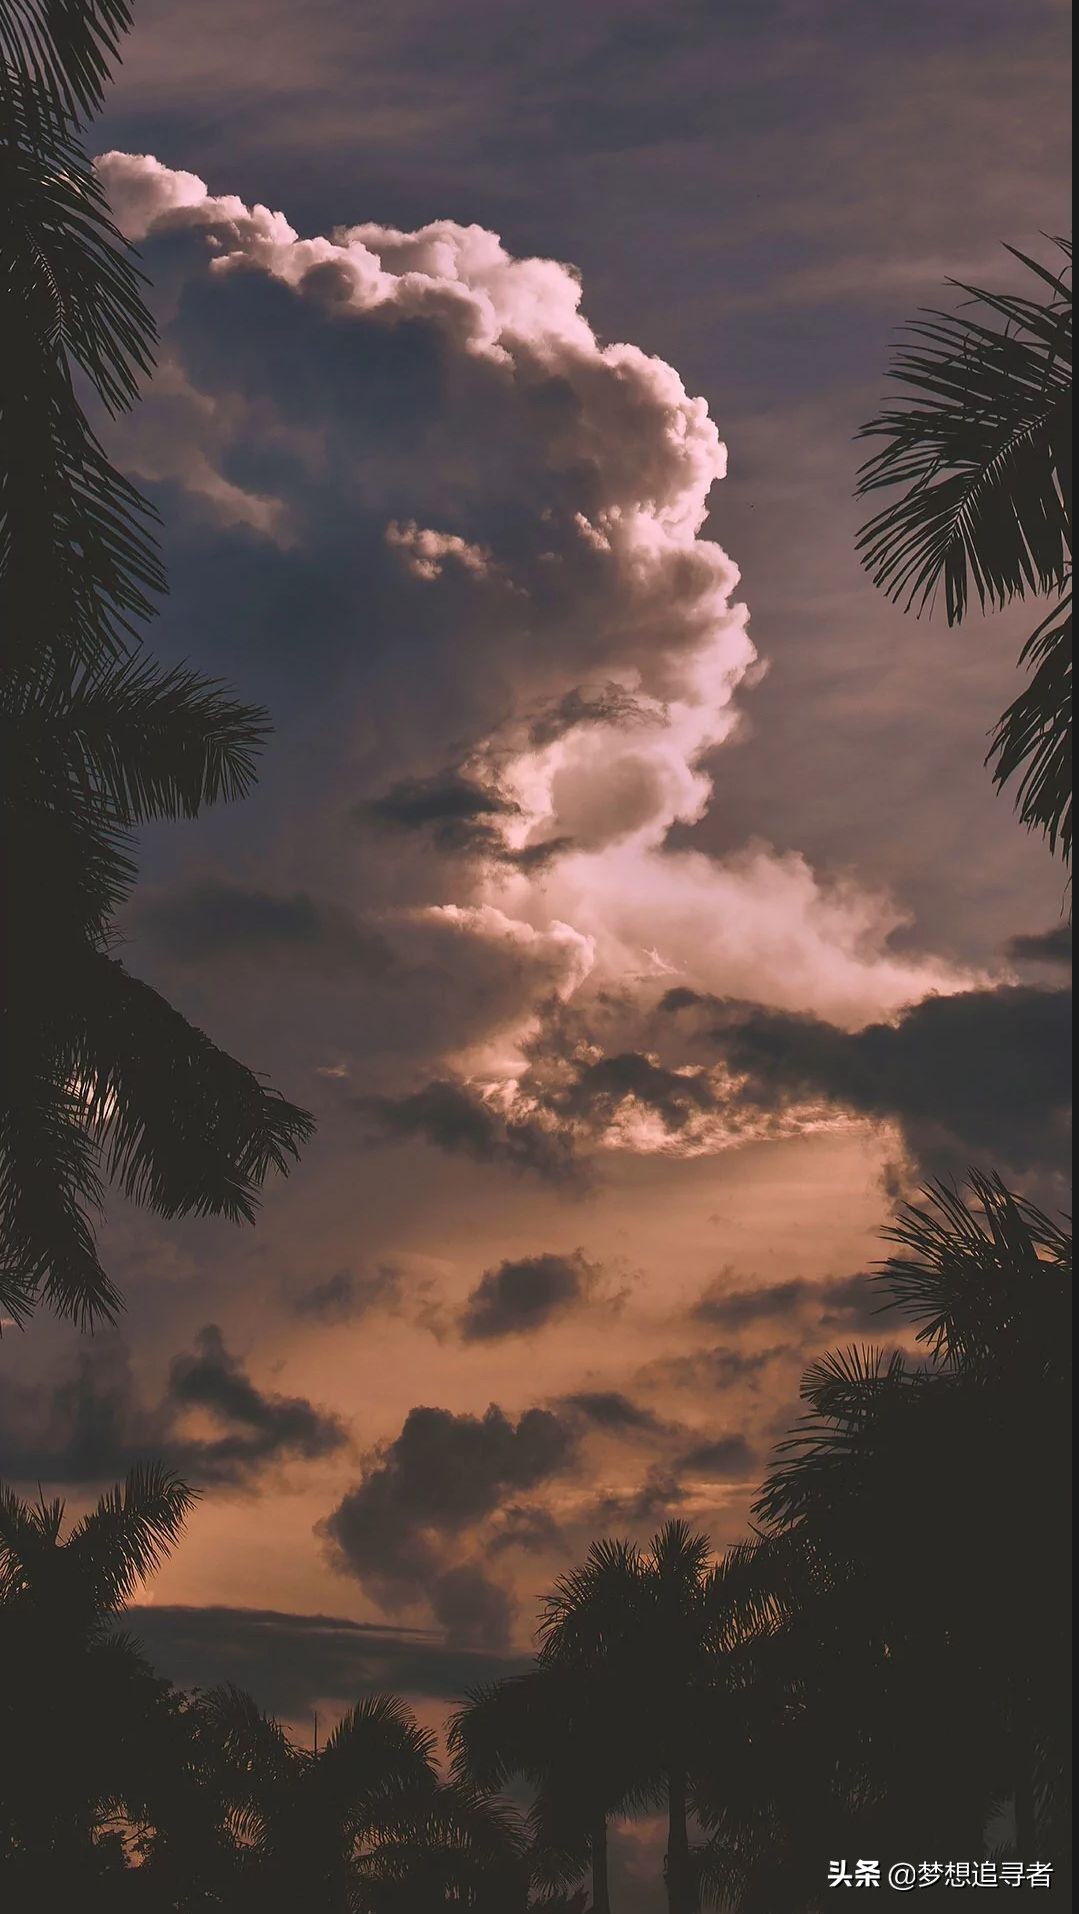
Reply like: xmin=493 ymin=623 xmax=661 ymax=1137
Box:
xmin=693 ymin=1270 xmax=883 ymax=1333
xmin=125 ymin=1604 xmax=524 ymax=1720
xmin=583 ymin=1467 xmax=686 ymax=1534
xmin=662 ymin=984 xmax=1072 ymax=1182
xmin=0 ymin=1329 xmax=346 ymax=1489
xmin=525 ymin=680 xmax=662 ymax=748
xmin=357 ymin=1079 xmax=580 ymax=1184
xmin=292 ymin=1265 xmax=405 ymax=1322
xmin=561 ymin=1390 xmax=667 ymax=1433
xmin=1005 ymin=924 xmax=1072 ymax=967
xmin=677 ymin=1434 xmax=758 ymax=1479
xmin=322 ymin=1402 xmax=578 ymax=1602
xmin=429 ymin=1563 xmax=517 ymax=1648
xmin=459 ymin=1252 xmax=595 ymax=1341
xmin=135 ymin=879 xmax=393 ymax=974
xmin=166 ymin=1326 xmax=347 ymax=1482
xmin=362 ymin=766 xmax=573 ymax=872
xmin=487 ymin=1503 xmax=565 ymax=1556
xmin=555 ymin=1050 xmax=717 ymax=1132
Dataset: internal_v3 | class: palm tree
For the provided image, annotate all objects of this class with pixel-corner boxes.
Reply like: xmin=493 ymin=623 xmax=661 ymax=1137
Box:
xmin=450 ymin=1663 xmax=633 ymax=1912
xmin=539 ymin=1524 xmax=723 ymax=1914
xmin=0 ymin=1462 xmax=196 ymax=1894
xmin=713 ymin=1174 xmax=1073 ymax=1905
xmin=202 ymin=1684 xmax=528 ymax=1911
xmin=856 ymin=241 xmax=1072 ymax=861
xmin=1 ymin=1 xmax=313 ymax=1325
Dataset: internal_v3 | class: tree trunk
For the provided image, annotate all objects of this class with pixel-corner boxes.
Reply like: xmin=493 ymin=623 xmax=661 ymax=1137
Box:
xmin=665 ymin=1768 xmax=696 ymax=1914
xmin=591 ymin=1811 xmax=613 ymax=1914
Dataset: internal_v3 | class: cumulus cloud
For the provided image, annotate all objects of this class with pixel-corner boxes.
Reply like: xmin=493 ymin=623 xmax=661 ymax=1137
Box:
xmin=94 ymin=151 xmax=976 ymax=1184
xmin=385 ymin=519 xmax=495 ymax=581
xmin=322 ymin=1402 xmax=577 ymax=1618
xmin=458 ymin=1251 xmax=598 ymax=1340
xmin=0 ymin=1329 xmax=346 ymax=1488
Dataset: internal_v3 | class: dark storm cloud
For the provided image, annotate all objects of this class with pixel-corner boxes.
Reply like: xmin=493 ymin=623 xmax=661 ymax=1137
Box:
xmin=662 ymin=984 xmax=1072 ymax=1181
xmin=292 ymin=1265 xmax=405 ymax=1322
xmin=693 ymin=1270 xmax=883 ymax=1333
xmin=136 ymin=880 xmax=393 ymax=974
xmin=677 ymin=1434 xmax=758 ymax=1479
xmin=125 ymin=1604 xmax=524 ymax=1719
xmin=0 ymin=1329 xmax=345 ymax=1488
xmin=1005 ymin=924 xmax=1073 ymax=967
xmin=322 ymin=1402 xmax=578 ymax=1600
xmin=357 ymin=1080 xmax=580 ymax=1184
xmin=458 ymin=1252 xmax=595 ymax=1341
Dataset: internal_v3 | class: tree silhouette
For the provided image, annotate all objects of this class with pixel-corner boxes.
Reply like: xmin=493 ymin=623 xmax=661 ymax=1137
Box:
xmin=450 ymin=1662 xmax=636 ymax=1912
xmin=697 ymin=1174 xmax=1072 ymax=1907
xmin=539 ymin=1523 xmax=728 ymax=1914
xmin=0 ymin=1462 xmax=198 ymax=1899
xmin=0 ymin=1 xmax=314 ymax=1325
xmin=203 ymin=1683 xmax=529 ymax=1911
xmin=856 ymin=242 xmax=1072 ymax=860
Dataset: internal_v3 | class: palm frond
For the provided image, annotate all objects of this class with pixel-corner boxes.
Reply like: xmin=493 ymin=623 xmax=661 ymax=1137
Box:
xmin=66 ymin=948 xmax=314 ymax=1222
xmin=68 ymin=1462 xmax=196 ymax=1610
xmin=856 ymin=240 xmax=1072 ymax=621
xmin=0 ymin=0 xmax=132 ymax=128
xmin=988 ymin=586 xmax=1072 ymax=858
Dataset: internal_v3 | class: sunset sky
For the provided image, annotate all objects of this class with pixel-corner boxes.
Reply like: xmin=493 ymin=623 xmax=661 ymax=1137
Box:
xmin=0 ymin=3 xmax=1071 ymax=1896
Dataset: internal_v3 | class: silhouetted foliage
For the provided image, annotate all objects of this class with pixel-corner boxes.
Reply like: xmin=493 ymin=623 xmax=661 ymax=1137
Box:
xmin=856 ymin=242 xmax=1072 ymax=860
xmin=0 ymin=0 xmax=313 ymax=1326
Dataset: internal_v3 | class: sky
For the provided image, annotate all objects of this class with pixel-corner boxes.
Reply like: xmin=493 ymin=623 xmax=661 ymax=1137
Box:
xmin=0 ymin=1 xmax=1072 ymax=1900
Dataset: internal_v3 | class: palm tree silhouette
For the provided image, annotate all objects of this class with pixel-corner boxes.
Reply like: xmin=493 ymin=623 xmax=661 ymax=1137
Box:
xmin=856 ymin=242 xmax=1072 ymax=861
xmin=1 ymin=2 xmax=313 ymax=1325
xmin=204 ymin=1683 xmax=529 ymax=1910
xmin=539 ymin=1522 xmax=723 ymax=1914
xmin=0 ymin=1461 xmax=195 ymax=1895
xmin=709 ymin=1173 xmax=1072 ymax=1905
xmin=450 ymin=1662 xmax=634 ymax=1912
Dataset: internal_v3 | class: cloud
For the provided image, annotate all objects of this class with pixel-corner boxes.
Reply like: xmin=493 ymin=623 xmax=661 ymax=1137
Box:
xmin=1005 ymin=924 xmax=1072 ymax=968
xmin=429 ymin=1562 xmax=516 ymax=1648
xmin=0 ymin=1329 xmax=346 ymax=1489
xmin=93 ymin=151 xmax=976 ymax=1182
xmin=322 ymin=1402 xmax=578 ymax=1614
xmin=136 ymin=880 xmax=393 ymax=974
xmin=166 ymin=1326 xmax=347 ymax=1482
xmin=291 ymin=1265 xmax=406 ymax=1322
xmin=692 ymin=1270 xmax=884 ymax=1333
xmin=385 ymin=519 xmax=494 ymax=581
xmin=662 ymin=983 xmax=1072 ymax=1183
xmin=458 ymin=1251 xmax=597 ymax=1340
xmin=358 ymin=1079 xmax=581 ymax=1183
xmin=126 ymin=1604 xmax=523 ymax=1720
xmin=561 ymin=1390 xmax=667 ymax=1433
xmin=677 ymin=1434 xmax=758 ymax=1479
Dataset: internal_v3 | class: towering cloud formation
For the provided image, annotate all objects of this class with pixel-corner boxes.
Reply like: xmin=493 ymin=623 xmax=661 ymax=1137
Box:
xmin=98 ymin=153 xmax=977 ymax=1182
